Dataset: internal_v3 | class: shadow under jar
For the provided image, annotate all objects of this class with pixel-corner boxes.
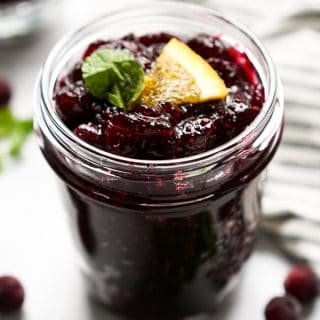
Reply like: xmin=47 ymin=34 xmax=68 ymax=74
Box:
xmin=35 ymin=2 xmax=284 ymax=319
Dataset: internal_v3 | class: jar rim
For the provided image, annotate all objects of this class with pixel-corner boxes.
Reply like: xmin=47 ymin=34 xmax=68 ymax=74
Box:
xmin=37 ymin=1 xmax=280 ymax=170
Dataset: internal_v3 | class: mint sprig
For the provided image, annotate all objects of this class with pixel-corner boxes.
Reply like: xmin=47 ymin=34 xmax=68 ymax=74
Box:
xmin=0 ymin=107 xmax=33 ymax=172
xmin=82 ymin=49 xmax=145 ymax=111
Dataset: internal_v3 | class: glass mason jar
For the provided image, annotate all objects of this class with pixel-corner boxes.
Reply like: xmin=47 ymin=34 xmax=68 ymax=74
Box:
xmin=35 ymin=2 xmax=283 ymax=319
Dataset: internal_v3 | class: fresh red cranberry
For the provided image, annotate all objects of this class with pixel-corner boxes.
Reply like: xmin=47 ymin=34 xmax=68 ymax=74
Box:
xmin=284 ymin=266 xmax=319 ymax=303
xmin=265 ymin=296 xmax=302 ymax=320
xmin=0 ymin=276 xmax=24 ymax=314
xmin=0 ymin=78 xmax=11 ymax=106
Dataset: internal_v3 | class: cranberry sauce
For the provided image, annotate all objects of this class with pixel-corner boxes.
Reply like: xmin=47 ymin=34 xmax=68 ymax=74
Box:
xmin=54 ymin=33 xmax=265 ymax=160
xmin=66 ymin=181 xmax=260 ymax=319
xmin=39 ymin=32 xmax=279 ymax=320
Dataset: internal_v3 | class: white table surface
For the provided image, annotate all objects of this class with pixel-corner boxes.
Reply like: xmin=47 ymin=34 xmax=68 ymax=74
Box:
xmin=0 ymin=0 xmax=319 ymax=319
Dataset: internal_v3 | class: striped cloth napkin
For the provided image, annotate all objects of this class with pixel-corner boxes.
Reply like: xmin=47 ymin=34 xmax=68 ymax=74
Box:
xmin=158 ymin=1 xmax=320 ymax=260
xmin=263 ymin=30 xmax=320 ymax=223
xmin=203 ymin=0 xmax=320 ymax=223
xmin=198 ymin=0 xmax=320 ymax=269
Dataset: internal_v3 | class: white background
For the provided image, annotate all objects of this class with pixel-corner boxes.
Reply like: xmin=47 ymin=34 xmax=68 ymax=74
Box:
xmin=0 ymin=0 xmax=319 ymax=319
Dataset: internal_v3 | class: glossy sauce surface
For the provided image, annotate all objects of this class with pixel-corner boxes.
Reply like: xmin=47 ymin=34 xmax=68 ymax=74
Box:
xmin=54 ymin=33 xmax=265 ymax=160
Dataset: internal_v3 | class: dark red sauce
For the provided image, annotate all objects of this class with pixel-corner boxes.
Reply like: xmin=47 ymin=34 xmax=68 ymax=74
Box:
xmin=54 ymin=33 xmax=264 ymax=160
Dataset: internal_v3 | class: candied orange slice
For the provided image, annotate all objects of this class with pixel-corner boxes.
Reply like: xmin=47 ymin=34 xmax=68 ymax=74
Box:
xmin=140 ymin=38 xmax=228 ymax=106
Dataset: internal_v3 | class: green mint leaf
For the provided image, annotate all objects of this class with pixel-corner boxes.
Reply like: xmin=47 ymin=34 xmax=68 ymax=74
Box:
xmin=9 ymin=119 xmax=33 ymax=157
xmin=0 ymin=107 xmax=33 ymax=172
xmin=10 ymin=131 xmax=26 ymax=157
xmin=0 ymin=108 xmax=15 ymax=137
xmin=114 ymin=60 xmax=145 ymax=107
xmin=82 ymin=49 xmax=145 ymax=111
xmin=17 ymin=118 xmax=33 ymax=133
xmin=107 ymin=84 xmax=125 ymax=107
